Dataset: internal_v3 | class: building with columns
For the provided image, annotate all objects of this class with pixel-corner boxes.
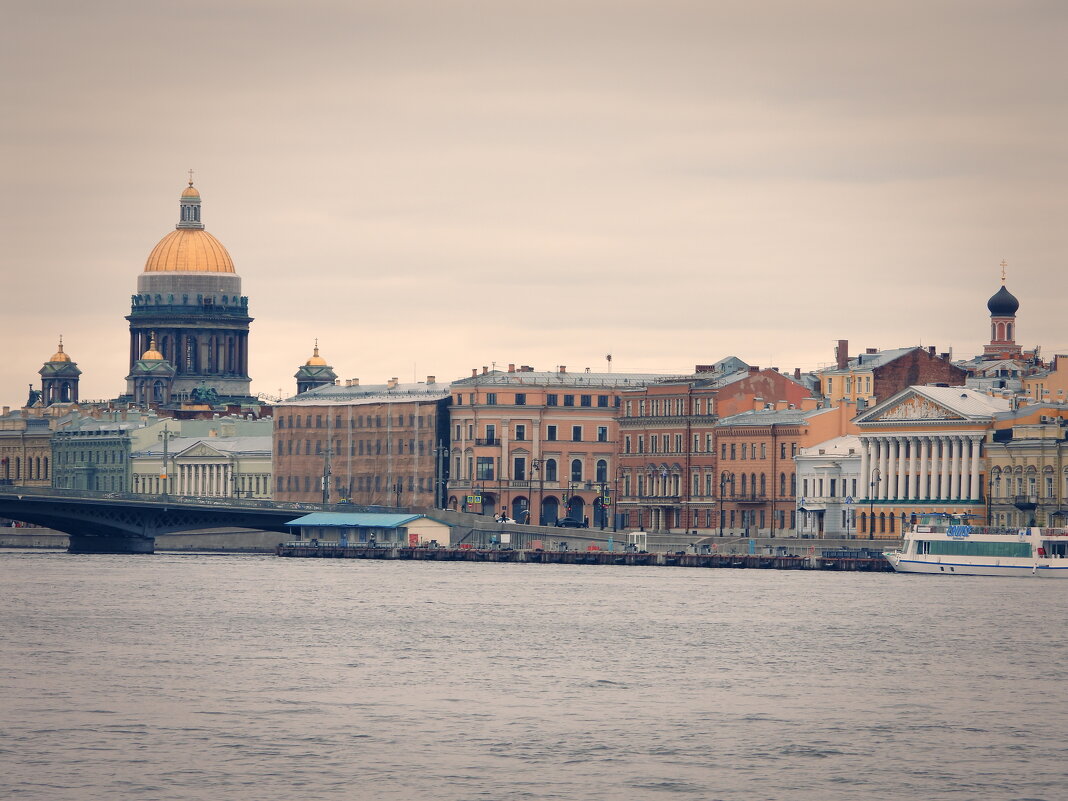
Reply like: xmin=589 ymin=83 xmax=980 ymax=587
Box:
xmin=796 ymin=435 xmax=862 ymax=538
xmin=119 ymin=179 xmax=257 ymax=407
xmin=853 ymin=386 xmax=1011 ymax=536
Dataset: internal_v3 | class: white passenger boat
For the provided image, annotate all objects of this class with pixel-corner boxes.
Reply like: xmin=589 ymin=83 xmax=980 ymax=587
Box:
xmin=885 ymin=514 xmax=1068 ymax=577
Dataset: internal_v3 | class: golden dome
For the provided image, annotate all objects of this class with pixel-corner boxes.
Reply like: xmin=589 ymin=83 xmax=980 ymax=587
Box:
xmin=49 ymin=337 xmax=72 ymax=363
xmin=141 ymin=333 xmax=165 ymax=361
xmin=144 ymin=228 xmax=235 ymax=273
xmin=181 ymin=184 xmax=201 ymax=199
xmin=306 ymin=343 xmax=328 ymax=366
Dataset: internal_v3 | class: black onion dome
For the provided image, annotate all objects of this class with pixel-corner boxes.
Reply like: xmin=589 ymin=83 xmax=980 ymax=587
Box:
xmin=987 ymin=285 xmax=1019 ymax=316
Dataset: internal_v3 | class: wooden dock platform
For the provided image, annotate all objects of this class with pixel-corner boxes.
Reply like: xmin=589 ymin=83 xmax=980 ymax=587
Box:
xmin=275 ymin=544 xmax=893 ymax=572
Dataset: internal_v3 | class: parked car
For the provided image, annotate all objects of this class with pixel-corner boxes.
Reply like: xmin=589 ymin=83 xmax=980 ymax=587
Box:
xmin=554 ymin=518 xmax=588 ymax=529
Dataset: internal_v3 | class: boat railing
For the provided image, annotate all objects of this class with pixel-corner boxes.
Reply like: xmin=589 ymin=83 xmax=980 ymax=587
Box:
xmin=912 ymin=524 xmax=1024 ymax=537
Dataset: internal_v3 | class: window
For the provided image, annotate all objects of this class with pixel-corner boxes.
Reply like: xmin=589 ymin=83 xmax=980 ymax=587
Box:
xmin=780 ymin=443 xmax=787 ymax=459
xmin=741 ymin=443 xmax=747 ymax=460
xmin=674 ymin=434 xmax=682 ymax=452
xmin=721 ymin=443 xmax=727 ymax=459
xmin=730 ymin=444 xmax=736 ymax=459
xmin=514 ymin=393 xmax=526 ymax=405
xmin=544 ymin=459 xmax=558 ymax=481
xmin=597 ymin=395 xmax=609 ymax=407
xmin=547 ymin=394 xmax=558 ymax=406
xmin=563 ymin=395 xmax=575 ymax=407
xmin=624 ymin=435 xmax=632 ymax=454
xmin=571 ymin=459 xmax=583 ymax=482
xmin=513 ymin=457 xmax=527 ymax=480
xmin=547 ymin=425 xmax=557 ymax=441
xmin=597 ymin=426 xmax=608 ymax=442
xmin=596 ymin=460 xmax=608 ymax=482
xmin=515 ymin=424 xmax=526 ymax=441
xmin=486 ymin=393 xmax=497 ymax=405
xmin=572 ymin=425 xmax=582 ymax=442
xmin=485 ymin=424 xmax=496 ymax=443
xmin=580 ymin=395 xmax=592 ymax=407
xmin=476 ymin=457 xmax=495 ymax=480
xmin=761 ymin=443 xmax=766 ymax=459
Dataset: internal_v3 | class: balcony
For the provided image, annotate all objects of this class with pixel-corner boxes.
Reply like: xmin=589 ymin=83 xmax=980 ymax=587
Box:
xmin=1013 ymin=495 xmax=1039 ymax=510
xmin=732 ymin=494 xmax=769 ymax=504
xmin=474 ymin=438 xmax=499 ymax=446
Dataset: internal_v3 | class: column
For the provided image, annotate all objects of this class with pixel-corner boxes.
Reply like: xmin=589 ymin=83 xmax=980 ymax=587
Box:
xmin=878 ymin=438 xmax=889 ymax=499
xmin=939 ymin=437 xmax=951 ymax=500
xmin=969 ymin=438 xmax=982 ymax=501
xmin=950 ymin=437 xmax=962 ymax=499
xmin=900 ymin=438 xmax=912 ymax=501
xmin=898 ymin=438 xmax=909 ymax=500
xmin=960 ymin=440 xmax=971 ymax=502
xmin=918 ymin=437 xmax=930 ymax=500
xmin=909 ymin=437 xmax=921 ymax=499
xmin=886 ymin=438 xmax=898 ymax=500
xmin=859 ymin=440 xmax=870 ymax=500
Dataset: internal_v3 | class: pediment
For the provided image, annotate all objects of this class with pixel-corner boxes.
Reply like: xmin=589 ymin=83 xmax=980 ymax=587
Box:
xmin=862 ymin=393 xmax=964 ymax=423
xmin=178 ymin=442 xmax=225 ymax=458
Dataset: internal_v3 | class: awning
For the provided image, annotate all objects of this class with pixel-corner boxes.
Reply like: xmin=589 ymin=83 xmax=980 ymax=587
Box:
xmin=799 ymin=505 xmax=826 ymax=512
xmin=285 ymin=512 xmax=423 ymax=528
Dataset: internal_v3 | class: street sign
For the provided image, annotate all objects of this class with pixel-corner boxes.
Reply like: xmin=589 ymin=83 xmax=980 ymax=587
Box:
xmin=467 ymin=495 xmax=481 ymax=504
xmin=845 ymin=496 xmax=854 ymax=504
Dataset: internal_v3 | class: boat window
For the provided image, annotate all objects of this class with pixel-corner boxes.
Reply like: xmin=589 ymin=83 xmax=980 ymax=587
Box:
xmin=923 ymin=540 xmax=1032 ymax=558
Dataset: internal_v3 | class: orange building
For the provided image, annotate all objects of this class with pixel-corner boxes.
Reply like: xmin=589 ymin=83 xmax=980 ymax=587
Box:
xmin=447 ymin=365 xmax=667 ymax=526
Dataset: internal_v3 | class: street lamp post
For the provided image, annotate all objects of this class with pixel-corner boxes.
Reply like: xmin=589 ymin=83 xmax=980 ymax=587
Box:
xmin=719 ymin=471 xmax=734 ymax=536
xmin=158 ymin=424 xmax=176 ymax=496
xmin=869 ymin=467 xmax=881 ymax=539
xmin=530 ymin=459 xmax=542 ymax=525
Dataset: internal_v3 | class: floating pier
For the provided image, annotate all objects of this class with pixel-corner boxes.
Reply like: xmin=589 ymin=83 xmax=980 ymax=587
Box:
xmin=275 ymin=544 xmax=893 ymax=571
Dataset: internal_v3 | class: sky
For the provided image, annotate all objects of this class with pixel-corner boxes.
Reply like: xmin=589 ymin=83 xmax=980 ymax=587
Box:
xmin=2 ymin=0 xmax=1066 ymax=405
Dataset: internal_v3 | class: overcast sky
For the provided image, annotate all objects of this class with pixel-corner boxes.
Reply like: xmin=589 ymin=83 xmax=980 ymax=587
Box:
xmin=2 ymin=0 xmax=1065 ymax=404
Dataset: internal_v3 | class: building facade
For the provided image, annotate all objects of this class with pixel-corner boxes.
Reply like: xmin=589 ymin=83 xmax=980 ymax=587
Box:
xmin=853 ymin=386 xmax=1011 ymax=536
xmin=131 ymin=433 xmax=272 ymax=498
xmin=273 ymin=378 xmax=450 ymax=508
xmin=447 ymin=366 xmax=658 ymax=526
xmin=987 ymin=404 xmax=1068 ymax=527
xmin=795 ymin=435 xmax=862 ymax=538
xmin=820 ymin=341 xmax=966 ymax=408
xmin=713 ymin=408 xmax=809 ymax=537
xmin=615 ymin=366 xmax=813 ymax=534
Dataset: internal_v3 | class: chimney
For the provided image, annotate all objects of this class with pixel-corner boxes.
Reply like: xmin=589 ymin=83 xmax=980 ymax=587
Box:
xmin=559 ymin=365 xmax=567 ymax=373
xmin=753 ymin=397 xmax=764 ymax=411
xmin=939 ymin=352 xmax=950 ymax=361
xmin=387 ymin=377 xmax=398 ymax=389
xmin=749 ymin=366 xmax=760 ymax=374
xmin=2 ymin=406 xmax=8 ymax=416
xmin=335 ymin=379 xmax=341 ymax=385
xmin=928 ymin=346 xmax=936 ymax=356
xmin=507 ymin=363 xmax=515 ymax=373
xmin=866 ymin=347 xmax=877 ymax=354
xmin=801 ymin=397 xmax=819 ymax=411
xmin=351 ymin=378 xmax=359 ymax=387
xmin=426 ymin=375 xmax=436 ymax=384
xmin=775 ymin=400 xmax=789 ymax=410
xmin=520 ymin=365 xmax=534 ymax=372
xmin=836 ymin=339 xmax=849 ymax=370
xmin=482 ymin=366 xmax=488 ymax=375
xmin=208 ymin=429 xmax=218 ymax=437
xmin=793 ymin=367 xmax=801 ymax=380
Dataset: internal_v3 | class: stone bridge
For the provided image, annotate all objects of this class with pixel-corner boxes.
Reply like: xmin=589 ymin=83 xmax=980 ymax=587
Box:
xmin=0 ymin=486 xmax=401 ymax=553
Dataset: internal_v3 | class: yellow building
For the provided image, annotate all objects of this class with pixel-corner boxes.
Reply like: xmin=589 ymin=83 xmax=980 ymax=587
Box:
xmin=987 ymin=404 xmax=1068 ymax=527
xmin=852 ymin=386 xmax=1011 ymax=535
xmin=1022 ymin=355 xmax=1068 ymax=405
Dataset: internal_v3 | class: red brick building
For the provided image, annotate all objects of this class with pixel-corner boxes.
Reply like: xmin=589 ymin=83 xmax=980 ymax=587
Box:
xmin=616 ymin=367 xmax=815 ymax=534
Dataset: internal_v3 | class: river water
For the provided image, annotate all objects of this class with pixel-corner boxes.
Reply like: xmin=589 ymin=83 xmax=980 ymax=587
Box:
xmin=1 ymin=550 xmax=1065 ymax=801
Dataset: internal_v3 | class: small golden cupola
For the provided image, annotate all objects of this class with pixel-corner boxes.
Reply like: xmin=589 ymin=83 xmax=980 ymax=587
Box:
xmin=306 ymin=341 xmax=328 ymax=366
xmin=49 ymin=336 xmax=72 ymax=363
xmin=295 ymin=339 xmax=337 ymax=395
xmin=141 ymin=333 xmax=165 ymax=361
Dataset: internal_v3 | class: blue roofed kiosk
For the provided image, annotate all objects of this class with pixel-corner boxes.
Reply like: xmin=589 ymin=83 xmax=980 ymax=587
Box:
xmin=285 ymin=512 xmax=451 ymax=547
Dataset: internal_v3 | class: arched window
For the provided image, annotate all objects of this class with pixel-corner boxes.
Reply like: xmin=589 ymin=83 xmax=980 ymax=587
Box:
xmin=544 ymin=458 xmax=557 ymax=481
xmin=759 ymin=473 xmax=766 ymax=496
xmin=780 ymin=472 xmax=786 ymax=496
xmin=879 ymin=512 xmax=886 ymax=533
xmin=740 ymin=473 xmax=748 ymax=494
xmin=790 ymin=473 xmax=797 ymax=495
xmin=570 ymin=459 xmax=583 ymax=482
xmin=596 ymin=459 xmax=608 ymax=483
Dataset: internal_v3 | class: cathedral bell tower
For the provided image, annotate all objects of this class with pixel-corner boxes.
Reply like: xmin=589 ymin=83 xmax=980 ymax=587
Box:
xmin=295 ymin=341 xmax=338 ymax=394
xmin=39 ymin=338 xmax=81 ymax=405
xmin=983 ymin=261 xmax=1021 ymax=360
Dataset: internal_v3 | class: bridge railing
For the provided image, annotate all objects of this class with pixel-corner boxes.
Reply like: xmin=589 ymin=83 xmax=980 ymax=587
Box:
xmin=0 ymin=485 xmax=403 ymax=515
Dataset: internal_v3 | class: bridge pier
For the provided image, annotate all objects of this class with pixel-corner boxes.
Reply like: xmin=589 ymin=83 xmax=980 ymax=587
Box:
xmin=68 ymin=534 xmax=155 ymax=554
